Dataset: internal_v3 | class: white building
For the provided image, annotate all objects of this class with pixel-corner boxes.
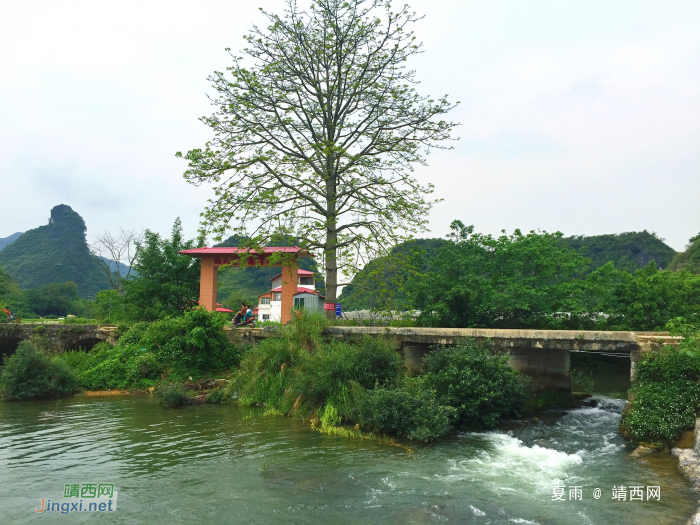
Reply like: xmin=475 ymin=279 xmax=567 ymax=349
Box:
xmin=256 ymin=269 xmax=325 ymax=322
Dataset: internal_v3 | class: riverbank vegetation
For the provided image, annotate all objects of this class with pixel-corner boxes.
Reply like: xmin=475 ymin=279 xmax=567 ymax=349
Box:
xmin=225 ymin=314 xmax=527 ymax=442
xmin=0 ymin=341 xmax=79 ymax=400
xmin=621 ymin=317 xmax=700 ymax=444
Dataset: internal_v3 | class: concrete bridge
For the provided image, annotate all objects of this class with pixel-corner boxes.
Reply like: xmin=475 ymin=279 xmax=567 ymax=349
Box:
xmin=1 ymin=323 xmax=678 ymax=392
xmin=0 ymin=323 xmax=119 ymax=358
xmin=226 ymin=326 xmax=680 ymax=391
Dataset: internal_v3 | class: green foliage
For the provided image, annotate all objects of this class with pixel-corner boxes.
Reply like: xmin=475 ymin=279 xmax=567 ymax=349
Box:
xmin=60 ymin=317 xmax=98 ymax=325
xmin=178 ymin=0 xmax=458 ymax=309
xmin=623 ymin=321 xmax=700 ymax=442
xmin=669 ymin=233 xmax=700 ymax=274
xmin=207 ymin=386 xmax=229 ymax=404
xmin=0 ymin=205 xmax=109 ymax=298
xmin=229 ymin=313 xmax=525 ymax=442
xmin=0 ymin=341 xmax=80 ymax=400
xmin=55 ymin=309 xmax=240 ymax=390
xmin=155 ymin=383 xmax=189 ymax=408
xmin=357 ymin=379 xmax=457 ymax=441
xmin=571 ymin=369 xmax=595 ymax=392
xmin=123 ymin=219 xmax=201 ymax=321
xmin=561 ymin=231 xmax=676 ymax=273
xmin=231 ymin=322 xmax=403 ymax=418
xmin=24 ymin=282 xmax=81 ymax=317
xmin=94 ymin=289 xmax=137 ymax=324
xmin=623 ymin=381 xmax=700 ymax=442
xmin=416 ymin=222 xmax=591 ymax=329
xmin=412 ymin=222 xmax=700 ymax=331
xmin=339 ymin=239 xmax=446 ymax=311
xmin=422 ymin=344 xmax=527 ymax=429
xmin=598 ymin=263 xmax=700 ymax=331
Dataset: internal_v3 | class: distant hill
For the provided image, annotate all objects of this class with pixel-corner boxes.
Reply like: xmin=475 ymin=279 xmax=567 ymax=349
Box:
xmin=0 ymin=205 xmax=110 ymax=298
xmin=0 ymin=232 xmax=22 ymax=251
xmin=669 ymin=233 xmax=700 ymax=274
xmin=560 ymin=231 xmax=676 ymax=273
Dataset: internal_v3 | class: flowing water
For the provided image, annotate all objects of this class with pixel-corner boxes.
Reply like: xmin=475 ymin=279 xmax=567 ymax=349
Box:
xmin=0 ymin=394 xmax=697 ymax=524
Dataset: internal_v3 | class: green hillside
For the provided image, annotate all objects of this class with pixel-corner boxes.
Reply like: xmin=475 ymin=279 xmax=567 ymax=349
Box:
xmin=669 ymin=233 xmax=700 ymax=274
xmin=0 ymin=205 xmax=109 ymax=298
xmin=560 ymin=231 xmax=676 ymax=272
xmin=0 ymin=264 xmax=21 ymax=307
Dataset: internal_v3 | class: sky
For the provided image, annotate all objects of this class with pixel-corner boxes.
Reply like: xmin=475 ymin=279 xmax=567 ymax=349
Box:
xmin=0 ymin=0 xmax=698 ymax=252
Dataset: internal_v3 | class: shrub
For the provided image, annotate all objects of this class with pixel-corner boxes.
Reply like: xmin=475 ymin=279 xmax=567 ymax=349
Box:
xmin=207 ymin=386 xmax=229 ymax=404
xmin=0 ymin=342 xmax=80 ymax=400
xmin=358 ymin=379 xmax=457 ymax=441
xmin=571 ymin=369 xmax=595 ymax=392
xmin=230 ymin=332 xmax=403 ymax=418
xmin=623 ymin=381 xmax=700 ymax=442
xmin=422 ymin=344 xmax=527 ymax=429
xmin=155 ymin=383 xmax=189 ymax=408
xmin=622 ymin=318 xmax=700 ymax=442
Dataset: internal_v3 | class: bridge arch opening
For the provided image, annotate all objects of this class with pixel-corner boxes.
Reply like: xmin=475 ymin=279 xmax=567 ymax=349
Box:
xmin=570 ymin=351 xmax=630 ymax=397
xmin=67 ymin=337 xmax=104 ymax=352
xmin=0 ymin=334 xmax=22 ymax=362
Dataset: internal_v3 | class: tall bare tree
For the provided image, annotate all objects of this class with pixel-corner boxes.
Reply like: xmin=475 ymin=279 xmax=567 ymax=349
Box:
xmin=91 ymin=228 xmax=143 ymax=294
xmin=178 ymin=0 xmax=459 ymax=317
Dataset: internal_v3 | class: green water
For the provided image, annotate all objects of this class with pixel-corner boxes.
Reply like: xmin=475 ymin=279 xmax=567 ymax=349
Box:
xmin=0 ymin=394 xmax=697 ymax=524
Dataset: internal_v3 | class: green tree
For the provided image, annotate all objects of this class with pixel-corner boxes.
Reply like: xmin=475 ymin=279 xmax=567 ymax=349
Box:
xmin=24 ymin=282 xmax=81 ymax=317
xmin=601 ymin=263 xmax=700 ymax=331
xmin=124 ymin=219 xmax=201 ymax=321
xmin=178 ymin=0 xmax=459 ymax=318
xmin=415 ymin=221 xmax=591 ymax=328
xmin=669 ymin=233 xmax=700 ymax=274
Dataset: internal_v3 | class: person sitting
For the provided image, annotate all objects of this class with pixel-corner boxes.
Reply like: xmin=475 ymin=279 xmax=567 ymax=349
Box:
xmin=243 ymin=304 xmax=253 ymax=323
xmin=233 ymin=304 xmax=246 ymax=325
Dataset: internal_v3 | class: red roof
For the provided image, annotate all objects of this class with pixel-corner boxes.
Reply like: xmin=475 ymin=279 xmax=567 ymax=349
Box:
xmin=179 ymin=246 xmax=312 ymax=256
xmin=270 ymin=286 xmax=316 ymax=294
xmin=269 ymin=269 xmax=314 ymax=280
xmin=294 ymin=290 xmax=325 ymax=298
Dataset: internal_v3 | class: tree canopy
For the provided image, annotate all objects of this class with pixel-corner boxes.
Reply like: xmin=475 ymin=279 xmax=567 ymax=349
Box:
xmin=122 ymin=219 xmax=201 ymax=321
xmin=669 ymin=233 xmax=700 ymax=274
xmin=178 ymin=0 xmax=459 ymax=315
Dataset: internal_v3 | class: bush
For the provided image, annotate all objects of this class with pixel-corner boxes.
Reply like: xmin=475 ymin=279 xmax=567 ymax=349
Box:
xmin=229 ymin=313 xmax=526 ymax=441
xmin=422 ymin=344 xmax=527 ymax=429
xmin=622 ymin=319 xmax=700 ymax=442
xmin=231 ymin=329 xmax=403 ymax=418
xmin=623 ymin=381 xmax=700 ymax=442
xmin=55 ymin=309 xmax=241 ymax=391
xmin=155 ymin=383 xmax=189 ymax=408
xmin=358 ymin=379 xmax=457 ymax=441
xmin=0 ymin=342 xmax=80 ymax=400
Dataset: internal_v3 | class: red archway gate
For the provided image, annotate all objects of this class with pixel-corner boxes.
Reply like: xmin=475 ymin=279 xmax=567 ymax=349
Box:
xmin=179 ymin=247 xmax=312 ymax=325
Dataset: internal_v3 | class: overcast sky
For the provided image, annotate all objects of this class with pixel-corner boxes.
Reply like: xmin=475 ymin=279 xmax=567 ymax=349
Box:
xmin=1 ymin=0 xmax=698 ymax=252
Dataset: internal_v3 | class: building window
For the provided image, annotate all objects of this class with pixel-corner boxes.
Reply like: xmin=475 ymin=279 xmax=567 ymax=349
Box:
xmin=260 ymin=297 xmax=270 ymax=305
xmin=294 ymin=297 xmax=305 ymax=309
xmin=299 ymin=276 xmax=314 ymax=286
xmin=272 ymin=292 xmax=282 ymax=302
xmin=262 ymin=314 xmax=270 ymax=320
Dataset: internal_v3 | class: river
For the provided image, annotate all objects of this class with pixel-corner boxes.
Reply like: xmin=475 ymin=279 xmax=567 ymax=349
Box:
xmin=0 ymin=393 xmax=697 ymax=524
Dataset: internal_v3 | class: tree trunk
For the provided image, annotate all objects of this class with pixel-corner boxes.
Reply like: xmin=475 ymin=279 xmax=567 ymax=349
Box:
xmin=325 ymin=240 xmax=337 ymax=320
